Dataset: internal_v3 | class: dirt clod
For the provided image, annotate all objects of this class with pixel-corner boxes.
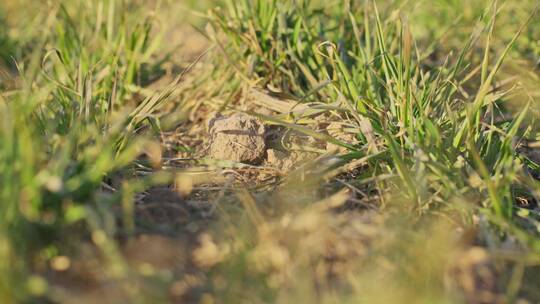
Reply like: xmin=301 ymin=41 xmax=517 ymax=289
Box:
xmin=266 ymin=149 xmax=293 ymax=170
xmin=266 ymin=149 xmax=318 ymax=171
xmin=326 ymin=122 xmax=358 ymax=153
xmin=208 ymin=113 xmax=266 ymax=164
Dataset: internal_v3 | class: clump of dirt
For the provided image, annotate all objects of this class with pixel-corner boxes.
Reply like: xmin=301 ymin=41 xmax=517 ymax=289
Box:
xmin=326 ymin=122 xmax=359 ymax=153
xmin=207 ymin=113 xmax=266 ymax=164
xmin=266 ymin=149 xmax=292 ymax=170
xmin=266 ymin=149 xmax=318 ymax=171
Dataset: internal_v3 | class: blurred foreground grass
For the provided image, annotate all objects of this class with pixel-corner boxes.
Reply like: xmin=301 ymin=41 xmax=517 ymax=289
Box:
xmin=0 ymin=0 xmax=540 ymax=303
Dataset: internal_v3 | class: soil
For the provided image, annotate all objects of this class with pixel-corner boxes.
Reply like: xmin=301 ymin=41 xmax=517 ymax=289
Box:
xmin=266 ymin=149 xmax=318 ymax=171
xmin=207 ymin=113 xmax=266 ymax=164
xmin=325 ymin=122 xmax=359 ymax=153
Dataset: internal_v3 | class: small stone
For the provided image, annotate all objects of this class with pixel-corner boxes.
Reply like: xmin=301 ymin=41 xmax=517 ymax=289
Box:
xmin=208 ymin=113 xmax=266 ymax=164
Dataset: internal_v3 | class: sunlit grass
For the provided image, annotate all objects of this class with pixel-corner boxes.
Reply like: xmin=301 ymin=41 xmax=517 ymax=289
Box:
xmin=0 ymin=0 xmax=539 ymax=303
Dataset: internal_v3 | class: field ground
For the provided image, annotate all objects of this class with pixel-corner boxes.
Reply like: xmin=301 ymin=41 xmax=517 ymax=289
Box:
xmin=1 ymin=0 xmax=540 ymax=303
